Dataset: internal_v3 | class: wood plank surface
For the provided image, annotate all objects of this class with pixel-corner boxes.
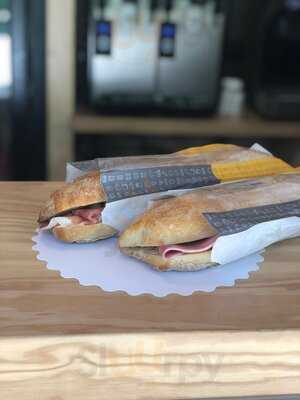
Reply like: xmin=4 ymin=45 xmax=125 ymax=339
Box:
xmin=0 ymin=331 xmax=300 ymax=399
xmin=72 ymin=109 xmax=300 ymax=138
xmin=1 ymin=182 xmax=300 ymax=399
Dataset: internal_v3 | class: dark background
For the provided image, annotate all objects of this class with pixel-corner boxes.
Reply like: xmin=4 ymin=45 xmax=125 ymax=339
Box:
xmin=1 ymin=0 xmax=300 ymax=180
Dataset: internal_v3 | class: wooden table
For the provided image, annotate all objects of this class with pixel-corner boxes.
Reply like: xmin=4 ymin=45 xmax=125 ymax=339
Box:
xmin=1 ymin=182 xmax=300 ymax=399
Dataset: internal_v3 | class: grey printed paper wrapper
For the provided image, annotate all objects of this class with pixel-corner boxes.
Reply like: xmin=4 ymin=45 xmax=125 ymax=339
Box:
xmin=204 ymin=199 xmax=300 ymax=236
xmin=203 ymin=198 xmax=300 ymax=264
xmin=65 ymin=143 xmax=271 ymax=183
xmin=66 ymin=153 xmax=223 ymax=202
xmin=66 ymin=153 xmax=219 ymax=182
xmin=101 ymin=165 xmax=219 ymax=202
xmin=65 ymin=144 xmax=273 ymax=202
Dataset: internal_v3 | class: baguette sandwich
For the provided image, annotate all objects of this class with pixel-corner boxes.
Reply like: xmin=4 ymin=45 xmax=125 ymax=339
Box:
xmin=38 ymin=144 xmax=292 ymax=243
xmin=38 ymin=171 xmax=116 ymax=243
xmin=119 ymin=173 xmax=300 ymax=271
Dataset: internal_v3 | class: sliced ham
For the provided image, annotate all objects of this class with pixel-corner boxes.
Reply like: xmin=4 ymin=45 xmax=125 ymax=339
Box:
xmin=39 ymin=206 xmax=104 ymax=230
xmin=159 ymin=236 xmax=218 ymax=259
xmin=72 ymin=207 xmax=102 ymax=224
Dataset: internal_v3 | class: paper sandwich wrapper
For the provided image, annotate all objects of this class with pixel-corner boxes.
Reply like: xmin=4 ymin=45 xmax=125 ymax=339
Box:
xmin=66 ymin=144 xmax=293 ymax=204
xmin=211 ymin=216 xmax=300 ymax=265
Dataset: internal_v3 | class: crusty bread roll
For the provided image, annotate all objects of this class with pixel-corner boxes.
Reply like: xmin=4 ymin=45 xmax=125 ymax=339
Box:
xmin=53 ymin=223 xmax=117 ymax=243
xmin=122 ymin=246 xmax=215 ymax=272
xmin=38 ymin=172 xmax=106 ymax=223
xmin=38 ymin=171 xmax=112 ymax=243
xmin=119 ymin=173 xmax=300 ymax=271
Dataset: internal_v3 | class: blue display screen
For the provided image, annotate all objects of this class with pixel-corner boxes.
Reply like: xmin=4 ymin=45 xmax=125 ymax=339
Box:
xmin=161 ymin=23 xmax=176 ymax=38
xmin=96 ymin=21 xmax=111 ymax=35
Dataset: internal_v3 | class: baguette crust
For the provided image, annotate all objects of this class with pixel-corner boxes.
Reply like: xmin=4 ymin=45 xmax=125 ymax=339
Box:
xmin=53 ymin=223 xmax=117 ymax=243
xmin=39 ymin=172 xmax=106 ymax=222
xmin=121 ymin=246 xmax=215 ymax=271
xmin=119 ymin=174 xmax=300 ymax=248
xmin=119 ymin=195 xmax=218 ymax=248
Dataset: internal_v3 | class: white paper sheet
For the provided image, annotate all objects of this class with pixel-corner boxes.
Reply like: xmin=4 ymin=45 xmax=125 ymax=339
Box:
xmin=32 ymin=232 xmax=264 ymax=296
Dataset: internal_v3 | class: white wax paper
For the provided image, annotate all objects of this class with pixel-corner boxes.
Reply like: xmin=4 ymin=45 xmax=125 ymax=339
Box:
xmin=212 ymin=217 xmax=300 ymax=265
xmin=40 ymin=217 xmax=73 ymax=231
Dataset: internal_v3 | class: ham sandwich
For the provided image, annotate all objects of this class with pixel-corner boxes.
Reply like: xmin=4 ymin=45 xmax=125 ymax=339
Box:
xmin=119 ymin=173 xmax=300 ymax=271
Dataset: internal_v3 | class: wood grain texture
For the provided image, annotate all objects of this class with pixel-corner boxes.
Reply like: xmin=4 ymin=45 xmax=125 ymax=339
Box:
xmin=0 ymin=331 xmax=300 ymax=399
xmin=73 ymin=108 xmax=300 ymax=138
xmin=1 ymin=182 xmax=300 ymax=399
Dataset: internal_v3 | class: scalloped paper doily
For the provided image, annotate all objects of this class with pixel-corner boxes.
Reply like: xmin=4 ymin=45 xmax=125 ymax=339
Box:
xmin=32 ymin=231 xmax=264 ymax=297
